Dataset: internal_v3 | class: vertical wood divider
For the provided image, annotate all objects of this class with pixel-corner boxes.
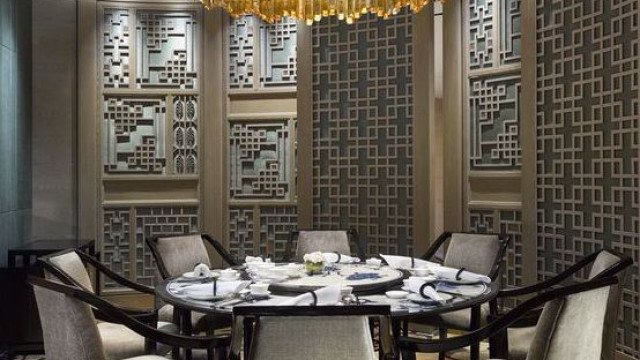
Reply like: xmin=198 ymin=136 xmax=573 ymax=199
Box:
xmin=296 ymin=21 xmax=313 ymax=229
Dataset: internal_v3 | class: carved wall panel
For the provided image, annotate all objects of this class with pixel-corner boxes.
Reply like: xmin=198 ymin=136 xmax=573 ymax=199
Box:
xmin=103 ymin=97 xmax=166 ymax=174
xmin=260 ymin=206 xmax=297 ymax=260
xmin=103 ymin=8 xmax=130 ymax=88
xmin=173 ymin=96 xmax=198 ymax=174
xmin=228 ymin=16 xmax=254 ymax=89
xmin=469 ymin=75 xmax=521 ymax=169
xmin=469 ymin=209 xmax=523 ymax=289
xmin=135 ymin=11 xmax=198 ymax=89
xmin=312 ymin=11 xmax=414 ymax=256
xmin=102 ymin=208 xmax=132 ymax=289
xmin=536 ymin=0 xmax=640 ymax=355
xmin=229 ymin=121 xmax=293 ymax=200
xmin=134 ymin=206 xmax=199 ymax=286
xmin=499 ymin=0 xmax=521 ymax=64
xmin=229 ymin=207 xmax=256 ymax=258
xmin=469 ymin=0 xmax=494 ymax=69
xmin=259 ymin=17 xmax=297 ymax=87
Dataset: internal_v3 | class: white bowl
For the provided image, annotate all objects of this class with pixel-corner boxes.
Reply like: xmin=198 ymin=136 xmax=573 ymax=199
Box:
xmin=385 ymin=290 xmax=410 ymax=299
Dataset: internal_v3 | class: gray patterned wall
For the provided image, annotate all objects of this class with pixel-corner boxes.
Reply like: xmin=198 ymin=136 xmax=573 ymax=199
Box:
xmin=312 ymin=10 xmax=414 ymax=256
xmin=0 ymin=0 xmax=31 ymax=267
xmin=536 ymin=0 xmax=640 ymax=356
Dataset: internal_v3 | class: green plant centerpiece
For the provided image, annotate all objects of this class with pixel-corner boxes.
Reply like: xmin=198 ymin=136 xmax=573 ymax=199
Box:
xmin=303 ymin=252 xmax=325 ymax=275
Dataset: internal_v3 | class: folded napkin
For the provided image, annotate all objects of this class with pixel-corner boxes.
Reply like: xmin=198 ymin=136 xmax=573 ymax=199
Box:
xmin=406 ymin=277 xmax=444 ymax=301
xmin=280 ymin=285 xmax=342 ymax=306
xmin=245 ymin=256 xmax=264 ymax=263
xmin=193 ymin=263 xmax=212 ymax=277
xmin=322 ymin=253 xmax=355 ymax=263
xmin=380 ymin=254 xmax=439 ymax=270
xmin=182 ymin=280 xmax=250 ymax=297
xmin=430 ymin=266 xmax=491 ymax=284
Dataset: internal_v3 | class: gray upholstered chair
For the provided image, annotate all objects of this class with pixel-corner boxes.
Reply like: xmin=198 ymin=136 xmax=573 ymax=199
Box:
xmin=399 ymin=276 xmax=621 ymax=360
xmin=30 ymin=276 xmax=229 ymax=360
xmin=146 ymin=234 xmax=236 ymax=334
xmin=231 ymin=305 xmax=395 ymax=360
xmin=286 ymin=229 xmax=364 ymax=262
xmin=409 ymin=231 xmax=510 ymax=360
xmin=497 ymin=248 xmax=632 ymax=360
xmin=39 ymin=249 xmax=176 ymax=360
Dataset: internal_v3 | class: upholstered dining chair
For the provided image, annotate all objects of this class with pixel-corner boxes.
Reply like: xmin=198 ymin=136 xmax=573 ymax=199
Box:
xmin=399 ymin=275 xmax=620 ymax=360
xmin=38 ymin=249 xmax=174 ymax=360
xmin=491 ymin=248 xmax=633 ymax=360
xmin=230 ymin=304 xmax=395 ymax=360
xmin=406 ymin=231 xmax=510 ymax=360
xmin=285 ymin=228 xmax=365 ymax=262
xmin=146 ymin=233 xmax=237 ymax=358
xmin=30 ymin=276 xmax=229 ymax=360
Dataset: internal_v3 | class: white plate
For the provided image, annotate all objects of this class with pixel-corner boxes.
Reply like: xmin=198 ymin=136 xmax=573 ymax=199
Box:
xmin=217 ymin=274 xmax=240 ymax=281
xmin=187 ymin=292 xmax=227 ymax=301
xmin=385 ymin=290 xmax=410 ymax=299
xmin=407 ymin=292 xmax=453 ymax=304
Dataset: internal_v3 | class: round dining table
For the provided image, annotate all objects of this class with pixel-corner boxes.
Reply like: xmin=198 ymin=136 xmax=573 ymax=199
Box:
xmin=155 ymin=263 xmax=499 ymax=360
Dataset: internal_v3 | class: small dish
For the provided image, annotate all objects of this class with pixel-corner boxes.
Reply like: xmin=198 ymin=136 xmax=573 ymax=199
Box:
xmin=182 ymin=271 xmax=210 ymax=279
xmin=385 ymin=290 xmax=409 ymax=299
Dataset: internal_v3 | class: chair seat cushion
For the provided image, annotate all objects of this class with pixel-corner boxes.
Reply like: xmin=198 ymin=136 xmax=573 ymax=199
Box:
xmin=507 ymin=326 xmax=535 ymax=360
xmin=158 ymin=304 xmax=232 ymax=333
xmin=427 ymin=303 xmax=490 ymax=330
xmin=98 ymin=321 xmax=177 ymax=360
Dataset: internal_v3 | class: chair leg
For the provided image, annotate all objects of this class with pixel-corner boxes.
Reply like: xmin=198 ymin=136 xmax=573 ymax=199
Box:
xmin=469 ymin=305 xmax=481 ymax=360
xmin=438 ymin=328 xmax=447 ymax=360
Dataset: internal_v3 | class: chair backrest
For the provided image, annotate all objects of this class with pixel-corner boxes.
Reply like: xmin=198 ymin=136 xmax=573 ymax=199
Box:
xmin=235 ymin=305 xmax=390 ymax=360
xmin=443 ymin=233 xmax=502 ymax=276
xmin=293 ymin=230 xmax=353 ymax=262
xmin=33 ymin=283 xmax=106 ymax=360
xmin=44 ymin=250 xmax=94 ymax=293
xmin=587 ymin=250 xmax=630 ymax=360
xmin=526 ymin=285 xmax=613 ymax=360
xmin=148 ymin=234 xmax=211 ymax=278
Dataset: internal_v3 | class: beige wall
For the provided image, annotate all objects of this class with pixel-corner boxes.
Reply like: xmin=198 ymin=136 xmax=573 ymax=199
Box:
xmin=31 ymin=0 xmax=77 ymax=240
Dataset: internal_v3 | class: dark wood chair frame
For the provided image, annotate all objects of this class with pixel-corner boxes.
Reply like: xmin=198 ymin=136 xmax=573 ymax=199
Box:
xmin=147 ymin=233 xmax=240 ymax=280
xmin=487 ymin=247 xmax=633 ymax=359
xmin=28 ymin=276 xmax=230 ymax=360
xmin=231 ymin=304 xmax=396 ymax=360
xmin=284 ymin=228 xmax=365 ymax=262
xmin=397 ymin=275 xmax=618 ymax=360
xmin=403 ymin=231 xmax=510 ymax=360
xmin=38 ymin=248 xmax=156 ymax=322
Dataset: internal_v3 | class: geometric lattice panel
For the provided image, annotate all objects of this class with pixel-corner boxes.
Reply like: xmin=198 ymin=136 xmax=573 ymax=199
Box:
xmin=469 ymin=0 xmax=494 ymax=69
xmin=260 ymin=206 xmax=297 ymax=261
xmin=312 ymin=10 xmax=414 ymax=256
xmin=173 ymin=96 xmax=198 ymax=174
xmin=229 ymin=121 xmax=292 ymax=200
xmin=134 ymin=206 xmax=199 ymax=286
xmin=536 ymin=0 xmax=640 ymax=355
xmin=103 ymin=8 xmax=130 ymax=88
xmin=469 ymin=75 xmax=521 ymax=169
xmin=229 ymin=207 xmax=255 ymax=258
xmin=102 ymin=208 xmax=132 ymax=290
xmin=229 ymin=16 xmax=254 ymax=89
xmin=499 ymin=0 xmax=521 ymax=65
xmin=135 ymin=11 xmax=198 ymax=89
xmin=260 ymin=17 xmax=297 ymax=87
xmin=103 ymin=97 xmax=166 ymax=174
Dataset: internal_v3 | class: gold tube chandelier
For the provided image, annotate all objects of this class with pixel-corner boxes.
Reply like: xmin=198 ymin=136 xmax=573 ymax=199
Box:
xmin=198 ymin=0 xmax=436 ymax=25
